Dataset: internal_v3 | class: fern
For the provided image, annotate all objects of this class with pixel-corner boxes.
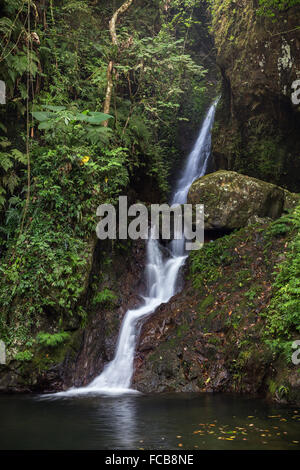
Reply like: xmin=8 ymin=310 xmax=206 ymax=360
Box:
xmin=0 ymin=138 xmax=27 ymax=207
xmin=92 ymin=289 xmax=117 ymax=306
xmin=0 ymin=138 xmax=26 ymax=207
xmin=0 ymin=17 xmax=14 ymax=36
xmin=36 ymin=331 xmax=71 ymax=348
xmin=263 ymin=204 xmax=300 ymax=356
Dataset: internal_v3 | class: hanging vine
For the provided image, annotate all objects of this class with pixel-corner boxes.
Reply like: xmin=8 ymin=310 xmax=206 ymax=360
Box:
xmin=19 ymin=0 xmax=32 ymax=235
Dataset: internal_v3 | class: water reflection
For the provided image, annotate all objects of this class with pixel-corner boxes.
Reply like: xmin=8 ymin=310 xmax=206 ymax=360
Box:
xmin=94 ymin=396 xmax=138 ymax=449
xmin=0 ymin=393 xmax=299 ymax=450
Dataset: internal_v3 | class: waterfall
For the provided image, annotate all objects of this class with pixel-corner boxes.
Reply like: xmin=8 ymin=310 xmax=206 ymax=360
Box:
xmin=55 ymin=99 xmax=219 ymax=396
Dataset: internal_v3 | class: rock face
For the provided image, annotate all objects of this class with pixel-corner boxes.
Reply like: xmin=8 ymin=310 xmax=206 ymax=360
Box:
xmin=211 ymin=1 xmax=300 ymax=192
xmin=187 ymin=170 xmax=298 ymax=230
xmin=133 ymin=221 xmax=300 ymax=404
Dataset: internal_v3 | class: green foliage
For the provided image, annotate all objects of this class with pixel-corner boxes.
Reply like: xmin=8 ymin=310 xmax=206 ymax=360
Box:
xmin=32 ymin=106 xmax=113 ymax=145
xmin=92 ymin=289 xmax=117 ymax=306
xmin=0 ymin=1 xmax=41 ymax=112
xmin=14 ymin=350 xmax=34 ymax=361
xmin=190 ymin=232 xmax=235 ymax=289
xmin=232 ymin=129 xmax=286 ymax=185
xmin=277 ymin=384 xmax=289 ymax=398
xmin=263 ymin=205 xmax=300 ymax=357
xmin=36 ymin=331 xmax=71 ymax=348
xmin=257 ymin=0 xmax=300 ymax=17
xmin=244 ymin=285 xmax=263 ymax=302
xmin=266 ymin=207 xmax=300 ymax=237
xmin=0 ymin=0 xmax=209 ymax=355
xmin=0 ymin=140 xmax=130 ymax=346
xmin=267 ymin=379 xmax=289 ymax=398
xmin=208 ymin=0 xmax=300 ymax=19
xmin=0 ymin=137 xmax=26 ymax=208
xmin=248 ymin=137 xmax=285 ymax=183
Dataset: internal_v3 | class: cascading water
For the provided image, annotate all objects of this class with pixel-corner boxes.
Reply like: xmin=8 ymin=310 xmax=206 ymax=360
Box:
xmin=55 ymin=99 xmax=219 ymax=396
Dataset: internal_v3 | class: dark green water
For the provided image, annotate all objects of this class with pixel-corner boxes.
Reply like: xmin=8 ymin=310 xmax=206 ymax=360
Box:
xmin=0 ymin=393 xmax=299 ymax=450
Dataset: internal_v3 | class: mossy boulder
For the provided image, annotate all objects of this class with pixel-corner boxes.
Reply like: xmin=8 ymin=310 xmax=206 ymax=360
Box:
xmin=187 ymin=170 xmax=290 ymax=230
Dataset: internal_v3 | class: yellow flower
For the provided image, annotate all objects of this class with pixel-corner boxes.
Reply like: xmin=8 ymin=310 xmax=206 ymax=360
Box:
xmin=105 ymin=177 xmax=108 ymax=184
xmin=80 ymin=155 xmax=90 ymax=165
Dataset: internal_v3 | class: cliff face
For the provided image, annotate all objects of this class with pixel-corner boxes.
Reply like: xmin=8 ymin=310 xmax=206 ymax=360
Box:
xmin=211 ymin=1 xmax=300 ymax=192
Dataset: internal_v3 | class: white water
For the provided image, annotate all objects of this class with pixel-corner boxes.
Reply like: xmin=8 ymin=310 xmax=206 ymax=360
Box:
xmin=54 ymin=99 xmax=218 ymax=397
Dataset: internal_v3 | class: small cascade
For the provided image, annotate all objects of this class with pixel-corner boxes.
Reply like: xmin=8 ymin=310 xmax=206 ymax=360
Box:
xmin=55 ymin=99 xmax=219 ymax=396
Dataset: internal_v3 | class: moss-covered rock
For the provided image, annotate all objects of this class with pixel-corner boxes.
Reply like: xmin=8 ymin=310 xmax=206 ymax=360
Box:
xmin=187 ymin=170 xmax=294 ymax=230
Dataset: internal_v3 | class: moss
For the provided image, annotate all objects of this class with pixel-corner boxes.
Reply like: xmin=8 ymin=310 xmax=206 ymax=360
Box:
xmin=203 ymin=309 xmax=221 ymax=331
xmin=206 ymin=335 xmax=222 ymax=346
xmin=198 ymin=294 xmax=214 ymax=313
xmin=189 ymin=225 xmax=255 ymax=290
xmin=176 ymin=324 xmax=189 ymax=338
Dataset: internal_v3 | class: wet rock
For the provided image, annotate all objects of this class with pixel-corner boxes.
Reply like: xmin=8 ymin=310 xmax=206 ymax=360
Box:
xmin=247 ymin=215 xmax=273 ymax=226
xmin=188 ymin=170 xmax=287 ymax=230
xmin=213 ymin=370 xmax=229 ymax=389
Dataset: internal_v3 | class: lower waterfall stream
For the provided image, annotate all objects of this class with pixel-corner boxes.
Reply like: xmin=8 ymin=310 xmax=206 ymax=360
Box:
xmin=55 ymin=99 xmax=219 ymax=396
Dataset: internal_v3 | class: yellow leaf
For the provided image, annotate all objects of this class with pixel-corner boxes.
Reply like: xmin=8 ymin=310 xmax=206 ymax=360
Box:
xmin=80 ymin=156 xmax=90 ymax=165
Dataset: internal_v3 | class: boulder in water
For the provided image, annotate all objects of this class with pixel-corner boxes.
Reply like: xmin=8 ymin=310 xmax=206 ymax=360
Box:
xmin=187 ymin=170 xmax=297 ymax=230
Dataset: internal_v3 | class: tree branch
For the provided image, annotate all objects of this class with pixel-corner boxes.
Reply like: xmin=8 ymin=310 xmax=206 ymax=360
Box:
xmin=103 ymin=0 xmax=134 ymax=126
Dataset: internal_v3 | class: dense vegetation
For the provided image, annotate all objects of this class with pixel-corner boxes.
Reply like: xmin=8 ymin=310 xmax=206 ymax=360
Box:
xmin=0 ymin=0 xmax=299 ymax=401
xmin=264 ymin=205 xmax=300 ymax=357
xmin=0 ymin=0 xmax=212 ymax=351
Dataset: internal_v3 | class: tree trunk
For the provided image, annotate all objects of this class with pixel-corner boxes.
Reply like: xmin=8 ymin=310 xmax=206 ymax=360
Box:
xmin=103 ymin=60 xmax=114 ymax=117
xmin=102 ymin=0 xmax=134 ymax=126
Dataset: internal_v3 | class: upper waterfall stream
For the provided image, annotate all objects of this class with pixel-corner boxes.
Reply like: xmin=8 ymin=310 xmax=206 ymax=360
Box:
xmin=55 ymin=99 xmax=219 ymax=396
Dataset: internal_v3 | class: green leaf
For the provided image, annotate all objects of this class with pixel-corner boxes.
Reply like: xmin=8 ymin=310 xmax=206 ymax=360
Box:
xmin=81 ymin=112 xmax=113 ymax=124
xmin=43 ymin=105 xmax=66 ymax=111
xmin=0 ymin=155 xmax=13 ymax=171
xmin=11 ymin=149 xmax=27 ymax=164
xmin=32 ymin=111 xmax=52 ymax=122
xmin=38 ymin=121 xmax=52 ymax=130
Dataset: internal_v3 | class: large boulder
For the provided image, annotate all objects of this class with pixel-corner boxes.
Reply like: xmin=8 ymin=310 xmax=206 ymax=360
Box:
xmin=187 ymin=170 xmax=299 ymax=230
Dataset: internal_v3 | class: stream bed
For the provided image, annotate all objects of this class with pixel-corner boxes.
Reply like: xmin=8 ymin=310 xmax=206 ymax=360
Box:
xmin=0 ymin=393 xmax=299 ymax=450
